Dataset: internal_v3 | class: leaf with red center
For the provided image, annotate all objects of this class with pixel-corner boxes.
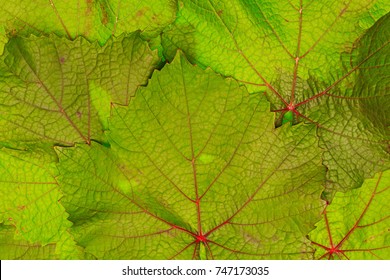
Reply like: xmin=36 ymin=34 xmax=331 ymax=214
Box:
xmin=56 ymin=53 xmax=325 ymax=259
xmin=309 ymin=170 xmax=390 ymax=260
xmin=162 ymin=0 xmax=390 ymax=193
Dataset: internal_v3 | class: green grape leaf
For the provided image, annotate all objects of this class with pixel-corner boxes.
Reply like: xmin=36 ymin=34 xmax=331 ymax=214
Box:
xmin=0 ymin=32 xmax=159 ymax=146
xmin=0 ymin=147 xmax=83 ymax=259
xmin=0 ymin=224 xmax=58 ymax=260
xmin=309 ymin=170 xmax=390 ymax=260
xmin=56 ymin=53 xmax=325 ymax=260
xmin=162 ymin=0 xmax=390 ymax=193
xmin=0 ymin=0 xmax=386 ymax=261
xmin=0 ymin=35 xmax=102 ymax=145
xmin=0 ymin=0 xmax=177 ymax=44
xmin=94 ymin=32 xmax=160 ymax=105
xmin=106 ymin=0 xmax=177 ymax=39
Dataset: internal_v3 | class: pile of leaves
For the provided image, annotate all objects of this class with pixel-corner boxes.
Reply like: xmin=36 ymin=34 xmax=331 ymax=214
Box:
xmin=0 ymin=0 xmax=389 ymax=260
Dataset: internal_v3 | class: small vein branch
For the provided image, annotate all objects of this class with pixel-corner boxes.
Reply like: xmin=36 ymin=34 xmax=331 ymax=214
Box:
xmin=336 ymin=172 xmax=383 ymax=249
xmin=49 ymin=0 xmax=72 ymax=39
xmin=289 ymin=0 xmax=303 ymax=105
xmin=13 ymin=42 xmax=88 ymax=143
xmin=103 ymin=227 xmax=174 ymax=239
xmin=253 ymin=1 xmax=294 ymax=59
xmin=199 ymin=100 xmax=260 ymax=200
xmin=300 ymin=3 xmax=349 ymax=59
xmin=296 ymin=39 xmax=390 ymax=108
xmin=205 ymin=158 xmax=283 ymax=237
xmin=180 ymin=59 xmax=203 ymax=236
xmin=207 ymin=0 xmax=288 ymax=106
xmin=311 ymin=241 xmax=330 ymax=250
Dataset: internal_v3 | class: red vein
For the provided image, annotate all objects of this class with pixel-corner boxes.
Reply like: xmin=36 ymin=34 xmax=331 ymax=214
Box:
xmin=272 ymin=108 xmax=288 ymax=113
xmin=204 ymin=240 xmax=215 ymax=260
xmin=343 ymin=245 xmax=390 ymax=252
xmin=208 ymin=240 xmax=269 ymax=257
xmin=324 ymin=92 xmax=390 ymax=100
xmin=17 ymin=211 xmax=68 ymax=237
xmin=358 ymin=215 xmax=390 ymax=228
xmin=113 ymin=107 xmax=194 ymax=203
xmin=287 ymin=0 xmax=299 ymax=11
xmin=6 ymin=92 xmax=59 ymax=113
xmin=168 ymin=241 xmax=196 ymax=260
xmin=253 ymin=172 xmax=321 ymax=202
xmin=313 ymin=172 xmax=386 ymax=259
xmin=2 ymin=11 xmax=45 ymax=35
xmin=125 ymin=37 xmax=136 ymax=105
xmin=311 ymin=241 xmax=330 ymax=251
xmin=102 ymin=228 xmax=174 ymax=239
xmin=206 ymin=0 xmax=288 ymax=106
xmin=51 ymin=40 xmax=65 ymax=105
xmin=58 ymin=148 xmax=197 ymax=240
xmin=300 ymin=3 xmax=349 ymax=59
xmin=340 ymin=251 xmax=350 ymax=260
xmin=20 ymin=187 xmax=58 ymax=208
xmin=252 ymin=1 xmax=294 ymax=58
xmin=205 ymin=125 xmax=314 ymax=238
xmin=304 ymin=0 xmax=316 ymax=10
xmin=367 ymin=250 xmax=383 ymax=259
xmin=296 ymin=39 xmax=390 ymax=108
xmin=155 ymin=75 xmax=186 ymax=115
xmin=64 ymin=201 xmax=145 ymax=216
xmin=114 ymin=182 xmax=196 ymax=239
xmin=180 ymin=59 xmax=203 ymax=237
xmin=295 ymin=111 xmax=386 ymax=144
xmin=78 ymin=41 xmax=91 ymax=144
xmin=0 ymin=181 xmax=57 ymax=185
xmin=236 ymin=79 xmax=266 ymax=87
xmin=209 ymin=240 xmax=310 ymax=257
xmin=230 ymin=205 xmax=323 ymax=227
xmin=13 ymin=41 xmax=89 ymax=143
xmin=324 ymin=209 xmax=334 ymax=248
xmin=335 ymin=172 xmax=383 ymax=249
xmin=289 ymin=1 xmax=303 ymax=105
xmin=0 ymin=117 xmax=69 ymax=146
xmin=48 ymin=0 xmax=72 ymax=39
xmin=199 ymin=100 xmax=261 ymax=200
xmin=359 ymin=63 xmax=390 ymax=69
xmin=141 ymin=93 xmax=191 ymax=162
xmin=112 ymin=0 xmax=122 ymax=35
xmin=194 ymin=82 xmax=229 ymax=159
xmin=318 ymin=250 xmax=333 ymax=260
xmin=205 ymin=143 xmax=298 ymax=237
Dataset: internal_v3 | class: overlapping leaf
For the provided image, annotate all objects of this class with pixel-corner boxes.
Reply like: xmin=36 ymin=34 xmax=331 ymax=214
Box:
xmin=0 ymin=0 xmax=177 ymax=44
xmin=0 ymin=35 xmax=102 ymax=145
xmin=0 ymin=147 xmax=83 ymax=259
xmin=56 ymin=54 xmax=325 ymax=259
xmin=94 ymin=32 xmax=160 ymax=105
xmin=309 ymin=170 xmax=390 ymax=260
xmin=0 ymin=32 xmax=160 ymax=146
xmin=162 ymin=0 xmax=390 ymax=193
xmin=0 ymin=0 xmax=387 ymax=261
